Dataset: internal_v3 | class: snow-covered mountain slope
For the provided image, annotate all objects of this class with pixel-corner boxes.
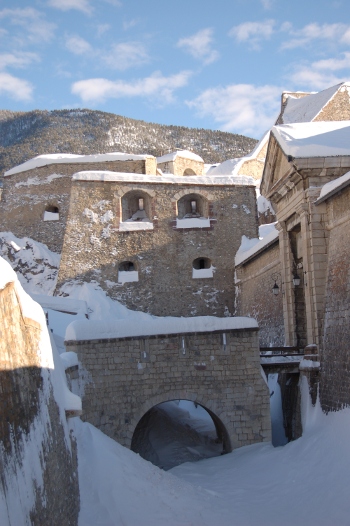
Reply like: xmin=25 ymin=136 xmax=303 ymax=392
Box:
xmin=0 ymin=109 xmax=258 ymax=174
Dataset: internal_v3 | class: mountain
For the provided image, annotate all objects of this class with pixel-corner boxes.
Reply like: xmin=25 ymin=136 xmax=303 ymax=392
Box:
xmin=0 ymin=109 xmax=258 ymax=174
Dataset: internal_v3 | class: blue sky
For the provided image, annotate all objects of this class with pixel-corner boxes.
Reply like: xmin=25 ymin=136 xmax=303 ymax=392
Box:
xmin=1 ymin=0 xmax=350 ymax=138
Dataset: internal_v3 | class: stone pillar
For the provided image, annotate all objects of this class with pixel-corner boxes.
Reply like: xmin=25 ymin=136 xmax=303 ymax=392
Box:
xmin=277 ymin=221 xmax=296 ymax=345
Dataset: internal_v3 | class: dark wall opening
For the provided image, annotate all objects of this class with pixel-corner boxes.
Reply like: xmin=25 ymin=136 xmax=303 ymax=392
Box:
xmin=131 ymin=400 xmax=231 ymax=470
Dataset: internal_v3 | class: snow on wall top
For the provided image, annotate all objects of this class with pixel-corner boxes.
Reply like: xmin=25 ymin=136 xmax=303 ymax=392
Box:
xmin=4 ymin=152 xmax=154 ymax=176
xmin=281 ymin=82 xmax=347 ymax=124
xmin=72 ymin=170 xmax=256 ymax=186
xmin=30 ymin=293 xmax=88 ymax=316
xmin=316 ymin=169 xmax=350 ymax=203
xmin=272 ymin=121 xmax=350 ymax=158
xmin=156 ymin=150 xmax=204 ymax=163
xmin=65 ymin=315 xmax=258 ymax=341
xmin=206 ymin=131 xmax=270 ymax=176
xmin=235 ymin=223 xmax=279 ymax=266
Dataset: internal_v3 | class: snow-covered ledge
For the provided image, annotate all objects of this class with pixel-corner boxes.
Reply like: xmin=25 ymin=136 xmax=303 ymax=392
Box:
xmin=118 ymin=270 xmax=139 ymax=283
xmin=192 ymin=267 xmax=214 ymax=279
xmin=44 ymin=211 xmax=59 ymax=221
xmin=176 ymin=217 xmax=210 ymax=229
xmin=119 ymin=221 xmax=153 ymax=232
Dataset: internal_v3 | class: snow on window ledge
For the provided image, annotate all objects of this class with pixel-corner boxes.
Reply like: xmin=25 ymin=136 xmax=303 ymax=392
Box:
xmin=192 ymin=267 xmax=214 ymax=279
xmin=176 ymin=217 xmax=210 ymax=229
xmin=118 ymin=271 xmax=139 ymax=283
xmin=44 ymin=211 xmax=59 ymax=221
xmin=119 ymin=221 xmax=153 ymax=231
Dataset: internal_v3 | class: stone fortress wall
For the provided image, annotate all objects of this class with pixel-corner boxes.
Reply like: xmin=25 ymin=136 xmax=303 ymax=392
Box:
xmin=0 ymin=267 xmax=79 ymax=525
xmin=65 ymin=327 xmax=271 ymax=452
xmin=235 ymin=242 xmax=284 ymax=347
xmin=0 ymin=156 xmax=156 ymax=253
xmin=56 ymin=176 xmax=258 ymax=317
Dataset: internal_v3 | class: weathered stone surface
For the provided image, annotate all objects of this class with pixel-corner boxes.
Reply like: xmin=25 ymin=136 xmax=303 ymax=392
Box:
xmin=0 ymin=278 xmax=79 ymax=525
xmin=57 ymin=179 xmax=258 ymax=317
xmin=66 ymin=328 xmax=271 ymax=451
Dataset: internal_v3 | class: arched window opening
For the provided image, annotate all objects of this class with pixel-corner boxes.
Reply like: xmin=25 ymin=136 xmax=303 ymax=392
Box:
xmin=192 ymin=257 xmax=214 ymax=278
xmin=183 ymin=168 xmax=196 ymax=176
xmin=120 ymin=190 xmax=154 ymax=231
xmin=118 ymin=261 xmax=138 ymax=283
xmin=176 ymin=193 xmax=210 ymax=228
xmin=131 ymin=400 xmax=229 ymax=470
xmin=44 ymin=205 xmax=59 ymax=221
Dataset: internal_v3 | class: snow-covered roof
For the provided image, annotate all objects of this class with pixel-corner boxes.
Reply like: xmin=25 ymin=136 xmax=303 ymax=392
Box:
xmin=316 ymin=170 xmax=350 ymax=204
xmin=30 ymin=293 xmax=88 ymax=316
xmin=65 ymin=315 xmax=258 ymax=341
xmin=4 ymin=152 xmax=154 ymax=176
xmin=235 ymin=223 xmax=279 ymax=266
xmin=156 ymin=150 xmax=204 ymax=164
xmin=280 ymin=82 xmax=348 ymax=124
xmin=206 ymin=131 xmax=270 ymax=177
xmin=73 ymin=170 xmax=256 ymax=186
xmin=272 ymin=121 xmax=350 ymax=159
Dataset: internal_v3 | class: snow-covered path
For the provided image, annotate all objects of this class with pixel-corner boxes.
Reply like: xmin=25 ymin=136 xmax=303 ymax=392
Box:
xmin=74 ymin=393 xmax=350 ymax=526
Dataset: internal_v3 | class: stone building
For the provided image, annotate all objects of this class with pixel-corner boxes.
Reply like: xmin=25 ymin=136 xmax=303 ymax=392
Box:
xmin=56 ymin=169 xmax=258 ymax=317
xmin=235 ymin=120 xmax=350 ymax=411
xmin=156 ymin=150 xmax=205 ymax=176
xmin=0 ymin=153 xmax=157 ymax=253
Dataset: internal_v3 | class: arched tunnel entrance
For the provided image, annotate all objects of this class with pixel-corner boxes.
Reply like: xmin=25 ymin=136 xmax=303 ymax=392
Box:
xmin=131 ymin=400 xmax=231 ymax=470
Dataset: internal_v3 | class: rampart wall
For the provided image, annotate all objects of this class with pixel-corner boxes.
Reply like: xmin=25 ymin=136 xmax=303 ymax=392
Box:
xmin=57 ymin=179 xmax=258 ymax=317
xmin=65 ymin=327 xmax=271 ymax=451
xmin=0 ymin=276 xmax=79 ymax=525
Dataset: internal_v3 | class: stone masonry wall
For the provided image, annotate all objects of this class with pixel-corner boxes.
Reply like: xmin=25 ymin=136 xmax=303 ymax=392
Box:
xmin=57 ymin=180 xmax=258 ymax=317
xmin=236 ymin=242 xmax=285 ymax=346
xmin=157 ymin=157 xmax=204 ymax=176
xmin=0 ymin=279 xmax=79 ymax=525
xmin=65 ymin=328 xmax=271 ymax=451
xmin=0 ymin=158 xmax=155 ymax=253
xmin=315 ymin=89 xmax=350 ymax=122
xmin=321 ymin=184 xmax=350 ymax=411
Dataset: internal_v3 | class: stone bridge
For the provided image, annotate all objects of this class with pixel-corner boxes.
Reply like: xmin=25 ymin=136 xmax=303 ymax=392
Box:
xmin=65 ymin=317 xmax=271 ymax=452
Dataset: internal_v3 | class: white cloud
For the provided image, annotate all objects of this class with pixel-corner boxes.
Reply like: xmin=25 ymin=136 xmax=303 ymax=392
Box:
xmin=261 ymin=0 xmax=274 ymax=9
xmin=97 ymin=24 xmax=110 ymax=37
xmin=47 ymin=0 xmax=92 ymax=15
xmin=288 ymin=68 xmax=342 ymax=90
xmin=0 ymin=7 xmax=55 ymax=43
xmin=0 ymin=72 xmax=33 ymax=101
xmin=101 ymin=42 xmax=149 ymax=70
xmin=311 ymin=52 xmax=350 ymax=72
xmin=186 ymin=83 xmax=281 ymax=137
xmin=71 ymin=70 xmax=192 ymax=104
xmin=0 ymin=52 xmax=39 ymax=70
xmin=229 ymin=20 xmax=275 ymax=48
xmin=65 ymin=35 xmax=92 ymax=55
xmin=177 ymin=28 xmax=219 ymax=65
xmin=281 ymin=23 xmax=348 ymax=49
xmin=123 ymin=19 xmax=139 ymax=31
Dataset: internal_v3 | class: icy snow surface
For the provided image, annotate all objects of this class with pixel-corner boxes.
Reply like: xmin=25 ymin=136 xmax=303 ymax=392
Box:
xmin=5 ymin=152 xmax=153 ymax=176
xmin=73 ymin=380 xmax=350 ymax=526
xmin=272 ymin=121 xmax=350 ymax=158
xmin=73 ymin=170 xmax=255 ymax=186
xmin=66 ymin=314 xmax=257 ymax=341
xmin=157 ymin=150 xmax=204 ymax=163
xmin=0 ymin=232 xmax=60 ymax=296
xmin=317 ymin=169 xmax=350 ymax=202
xmin=281 ymin=83 xmax=345 ymax=124
xmin=206 ymin=130 xmax=270 ymax=177
xmin=235 ymin=222 xmax=279 ymax=266
xmin=176 ymin=217 xmax=210 ymax=228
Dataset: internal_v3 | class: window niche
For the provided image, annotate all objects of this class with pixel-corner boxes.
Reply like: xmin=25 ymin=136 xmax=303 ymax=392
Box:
xmin=118 ymin=261 xmax=139 ymax=283
xmin=176 ymin=193 xmax=210 ymax=228
xmin=192 ymin=257 xmax=214 ymax=279
xmin=43 ymin=205 xmax=59 ymax=221
xmin=119 ymin=190 xmax=153 ymax=231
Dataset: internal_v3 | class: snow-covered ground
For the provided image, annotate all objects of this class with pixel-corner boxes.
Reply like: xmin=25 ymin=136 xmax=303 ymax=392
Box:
xmin=74 ymin=385 xmax=350 ymax=526
xmin=2 ymin=233 xmax=350 ymax=525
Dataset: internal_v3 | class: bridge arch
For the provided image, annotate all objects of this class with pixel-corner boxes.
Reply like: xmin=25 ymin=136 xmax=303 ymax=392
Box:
xmin=127 ymin=391 xmax=232 ymax=454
